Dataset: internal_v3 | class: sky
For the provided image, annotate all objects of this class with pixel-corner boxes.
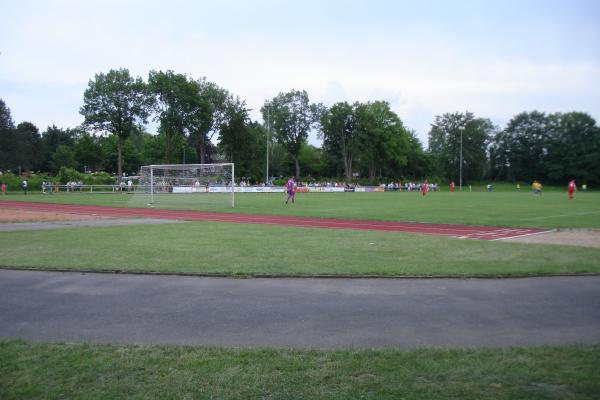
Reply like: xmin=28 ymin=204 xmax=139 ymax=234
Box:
xmin=1 ymin=0 xmax=599 ymax=147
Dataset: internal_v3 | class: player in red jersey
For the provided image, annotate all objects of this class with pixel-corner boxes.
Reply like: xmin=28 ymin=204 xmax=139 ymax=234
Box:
xmin=568 ymin=179 xmax=576 ymax=200
xmin=450 ymin=180 xmax=455 ymax=192
xmin=422 ymin=178 xmax=428 ymax=196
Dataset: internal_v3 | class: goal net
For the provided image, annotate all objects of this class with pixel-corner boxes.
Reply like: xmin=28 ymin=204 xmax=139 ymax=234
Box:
xmin=136 ymin=163 xmax=235 ymax=208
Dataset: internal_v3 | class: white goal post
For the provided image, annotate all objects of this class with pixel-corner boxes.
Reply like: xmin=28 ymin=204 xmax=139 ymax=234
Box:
xmin=138 ymin=163 xmax=235 ymax=207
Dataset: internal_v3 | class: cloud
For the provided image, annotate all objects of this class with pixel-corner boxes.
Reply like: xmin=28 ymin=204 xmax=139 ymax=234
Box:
xmin=1 ymin=1 xmax=599 ymax=146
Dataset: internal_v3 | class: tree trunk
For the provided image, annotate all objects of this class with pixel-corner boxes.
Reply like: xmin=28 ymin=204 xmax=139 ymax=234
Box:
xmin=344 ymin=154 xmax=353 ymax=181
xmin=194 ymin=135 xmax=207 ymax=164
xmin=197 ymin=143 xmax=205 ymax=164
xmin=295 ymin=157 xmax=300 ymax=179
xmin=369 ymin=162 xmax=376 ymax=181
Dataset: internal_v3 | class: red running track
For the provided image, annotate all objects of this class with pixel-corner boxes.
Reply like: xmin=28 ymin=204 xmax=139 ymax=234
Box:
xmin=0 ymin=201 xmax=552 ymax=241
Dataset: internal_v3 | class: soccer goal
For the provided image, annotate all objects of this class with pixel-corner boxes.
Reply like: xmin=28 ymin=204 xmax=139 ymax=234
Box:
xmin=137 ymin=163 xmax=235 ymax=208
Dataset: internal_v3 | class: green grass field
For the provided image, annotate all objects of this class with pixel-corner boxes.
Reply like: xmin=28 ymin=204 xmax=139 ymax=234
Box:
xmin=2 ymin=189 xmax=600 ymax=228
xmin=1 ymin=191 xmax=598 ymax=397
xmin=1 ymin=190 xmax=599 ymax=277
xmin=1 ymin=340 xmax=598 ymax=400
xmin=1 ymin=221 xmax=599 ymax=276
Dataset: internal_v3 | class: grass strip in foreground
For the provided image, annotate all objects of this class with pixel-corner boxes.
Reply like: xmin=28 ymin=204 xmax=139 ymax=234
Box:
xmin=1 ymin=340 xmax=598 ymax=400
xmin=1 ymin=221 xmax=599 ymax=277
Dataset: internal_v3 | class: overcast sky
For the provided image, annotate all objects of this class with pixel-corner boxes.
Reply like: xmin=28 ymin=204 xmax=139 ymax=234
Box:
xmin=1 ymin=0 xmax=599 ymax=146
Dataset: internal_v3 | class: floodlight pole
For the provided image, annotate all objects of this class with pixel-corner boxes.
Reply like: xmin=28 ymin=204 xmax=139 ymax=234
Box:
xmin=459 ymin=126 xmax=464 ymax=191
xmin=265 ymin=102 xmax=270 ymax=185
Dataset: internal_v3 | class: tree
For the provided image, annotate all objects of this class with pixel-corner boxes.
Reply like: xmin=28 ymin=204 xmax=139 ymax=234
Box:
xmin=298 ymin=143 xmax=326 ymax=179
xmin=40 ymin=125 xmax=77 ymax=172
xmin=15 ymin=122 xmax=44 ymax=171
xmin=354 ymin=101 xmax=411 ymax=181
xmin=81 ymin=68 xmax=151 ymax=178
xmin=74 ymin=131 xmax=103 ymax=172
xmin=319 ymin=102 xmax=360 ymax=180
xmin=428 ymin=112 xmax=494 ymax=184
xmin=98 ymin=135 xmax=141 ymax=175
xmin=491 ymin=111 xmax=600 ymax=185
xmin=140 ymin=132 xmax=166 ymax=166
xmin=193 ymin=78 xmax=233 ymax=164
xmin=262 ymin=90 xmax=315 ymax=178
xmin=148 ymin=70 xmax=211 ymax=163
xmin=489 ymin=111 xmax=552 ymax=183
xmin=0 ymin=99 xmax=14 ymax=131
xmin=50 ymin=145 xmax=78 ymax=172
xmin=0 ymin=99 xmax=16 ymax=170
xmin=404 ymin=130 xmax=431 ymax=180
xmin=550 ymin=112 xmax=600 ymax=185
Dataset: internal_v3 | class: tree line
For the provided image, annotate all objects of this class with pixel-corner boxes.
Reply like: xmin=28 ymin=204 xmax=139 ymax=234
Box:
xmin=1 ymin=68 xmax=599 ymax=186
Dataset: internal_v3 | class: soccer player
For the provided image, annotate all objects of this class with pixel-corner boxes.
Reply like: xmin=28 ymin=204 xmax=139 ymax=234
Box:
xmin=422 ymin=178 xmax=428 ymax=196
xmin=285 ymin=176 xmax=296 ymax=204
xmin=532 ymin=180 xmax=542 ymax=196
xmin=568 ymin=179 xmax=576 ymax=200
xmin=450 ymin=181 xmax=455 ymax=192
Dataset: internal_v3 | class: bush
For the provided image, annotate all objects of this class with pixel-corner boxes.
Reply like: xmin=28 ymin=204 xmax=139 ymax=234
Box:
xmin=0 ymin=171 xmax=53 ymax=192
xmin=55 ymin=167 xmax=84 ymax=184
xmin=84 ymin=172 xmax=116 ymax=185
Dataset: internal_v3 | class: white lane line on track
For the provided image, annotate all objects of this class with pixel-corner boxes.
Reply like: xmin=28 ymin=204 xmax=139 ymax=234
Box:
xmin=491 ymin=229 xmax=556 ymax=241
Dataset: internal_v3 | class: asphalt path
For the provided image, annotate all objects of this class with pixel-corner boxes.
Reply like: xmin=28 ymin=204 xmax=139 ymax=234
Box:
xmin=1 ymin=269 xmax=599 ymax=349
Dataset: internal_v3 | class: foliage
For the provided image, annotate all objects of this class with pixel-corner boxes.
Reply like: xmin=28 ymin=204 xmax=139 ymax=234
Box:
xmin=73 ymin=131 xmax=103 ymax=172
xmin=490 ymin=111 xmax=600 ymax=185
xmin=3 ymin=73 xmax=600 ymax=187
xmin=319 ymin=101 xmax=360 ymax=180
xmin=99 ymin=135 xmax=141 ymax=175
xmin=262 ymin=90 xmax=317 ymax=178
xmin=0 ymin=121 xmax=44 ymax=172
xmin=219 ymin=115 xmax=266 ymax=182
xmin=298 ymin=143 xmax=327 ymax=179
xmin=0 ymin=99 xmax=15 ymax=131
xmin=55 ymin=166 xmax=84 ymax=184
xmin=84 ymin=171 xmax=117 ymax=185
xmin=428 ymin=111 xmax=495 ymax=184
xmin=40 ymin=125 xmax=77 ymax=172
xmin=81 ymin=68 xmax=151 ymax=178
xmin=0 ymin=102 xmax=44 ymax=172
xmin=148 ymin=70 xmax=211 ymax=163
xmin=354 ymin=101 xmax=412 ymax=181
xmin=193 ymin=78 xmax=234 ymax=164
xmin=49 ymin=145 xmax=77 ymax=172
